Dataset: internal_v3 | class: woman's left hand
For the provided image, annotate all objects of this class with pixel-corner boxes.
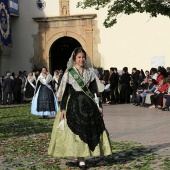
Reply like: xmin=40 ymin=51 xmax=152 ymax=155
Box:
xmin=60 ymin=110 xmax=66 ymax=120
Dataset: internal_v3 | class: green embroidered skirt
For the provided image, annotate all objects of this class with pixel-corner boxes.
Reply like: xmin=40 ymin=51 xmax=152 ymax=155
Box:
xmin=48 ymin=111 xmax=112 ymax=157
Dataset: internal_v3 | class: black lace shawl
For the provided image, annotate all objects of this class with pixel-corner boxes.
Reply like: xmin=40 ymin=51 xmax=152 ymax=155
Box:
xmin=60 ymin=80 xmax=105 ymax=151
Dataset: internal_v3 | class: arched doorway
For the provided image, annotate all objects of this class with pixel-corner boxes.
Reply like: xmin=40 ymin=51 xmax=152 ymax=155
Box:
xmin=49 ymin=36 xmax=82 ymax=73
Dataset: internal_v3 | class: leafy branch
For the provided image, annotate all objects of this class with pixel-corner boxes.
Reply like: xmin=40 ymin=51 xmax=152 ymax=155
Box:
xmin=77 ymin=0 xmax=170 ymax=28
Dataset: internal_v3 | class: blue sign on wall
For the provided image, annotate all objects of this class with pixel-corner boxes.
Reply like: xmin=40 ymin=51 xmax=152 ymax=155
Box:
xmin=0 ymin=0 xmax=12 ymax=47
xmin=9 ymin=0 xmax=19 ymax=15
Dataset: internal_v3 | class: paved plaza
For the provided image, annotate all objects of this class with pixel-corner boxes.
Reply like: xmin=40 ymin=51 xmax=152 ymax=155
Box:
xmin=104 ymin=104 xmax=170 ymax=156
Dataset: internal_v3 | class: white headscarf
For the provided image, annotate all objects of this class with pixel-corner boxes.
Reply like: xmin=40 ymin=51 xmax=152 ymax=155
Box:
xmin=57 ymin=48 xmax=104 ymax=101
xmin=66 ymin=49 xmax=93 ymax=71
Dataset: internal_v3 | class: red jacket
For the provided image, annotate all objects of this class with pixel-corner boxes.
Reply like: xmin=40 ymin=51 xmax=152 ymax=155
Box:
xmin=158 ymin=83 xmax=168 ymax=93
xmin=156 ymin=75 xmax=164 ymax=84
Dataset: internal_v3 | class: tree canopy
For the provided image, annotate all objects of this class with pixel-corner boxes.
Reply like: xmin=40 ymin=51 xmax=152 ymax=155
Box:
xmin=77 ymin=0 xmax=170 ymax=28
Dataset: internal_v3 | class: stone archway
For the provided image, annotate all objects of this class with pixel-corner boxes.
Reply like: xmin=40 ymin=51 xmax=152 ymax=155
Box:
xmin=49 ymin=36 xmax=82 ymax=73
xmin=45 ymin=31 xmax=86 ymax=71
xmin=32 ymin=14 xmax=100 ymax=72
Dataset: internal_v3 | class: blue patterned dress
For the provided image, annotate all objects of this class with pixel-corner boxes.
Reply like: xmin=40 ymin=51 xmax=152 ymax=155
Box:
xmin=31 ymin=73 xmax=58 ymax=116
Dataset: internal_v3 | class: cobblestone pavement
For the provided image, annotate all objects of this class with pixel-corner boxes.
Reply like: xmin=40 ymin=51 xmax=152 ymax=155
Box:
xmin=104 ymin=104 xmax=170 ymax=156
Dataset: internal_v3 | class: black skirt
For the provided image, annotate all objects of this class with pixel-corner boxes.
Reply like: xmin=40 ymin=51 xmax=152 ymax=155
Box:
xmin=25 ymin=82 xmax=35 ymax=99
xmin=66 ymin=91 xmax=105 ymax=151
xmin=37 ymin=85 xmax=55 ymax=112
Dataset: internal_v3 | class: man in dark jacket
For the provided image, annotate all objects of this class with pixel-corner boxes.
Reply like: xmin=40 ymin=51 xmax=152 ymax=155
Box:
xmin=109 ymin=67 xmax=119 ymax=104
xmin=119 ymin=67 xmax=131 ymax=103
xmin=131 ymin=68 xmax=139 ymax=104
xmin=13 ymin=74 xmax=22 ymax=104
xmin=3 ymin=73 xmax=14 ymax=105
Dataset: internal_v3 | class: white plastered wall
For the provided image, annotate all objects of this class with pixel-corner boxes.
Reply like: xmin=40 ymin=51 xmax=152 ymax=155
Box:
xmin=8 ymin=0 xmax=170 ymax=75
xmin=9 ymin=0 xmax=60 ymax=74
xmin=71 ymin=0 xmax=170 ymax=72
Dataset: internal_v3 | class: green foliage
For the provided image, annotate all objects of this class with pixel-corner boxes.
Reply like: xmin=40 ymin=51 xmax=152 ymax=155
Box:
xmin=161 ymin=157 xmax=170 ymax=170
xmin=77 ymin=0 xmax=170 ymax=27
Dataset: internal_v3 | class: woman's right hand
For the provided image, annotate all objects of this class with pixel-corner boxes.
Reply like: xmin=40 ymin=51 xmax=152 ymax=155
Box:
xmin=99 ymin=107 xmax=103 ymax=118
xmin=60 ymin=110 xmax=66 ymax=120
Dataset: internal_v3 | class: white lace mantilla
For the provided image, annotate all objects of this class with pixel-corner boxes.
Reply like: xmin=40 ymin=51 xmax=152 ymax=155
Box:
xmin=57 ymin=67 xmax=104 ymax=101
xmin=37 ymin=73 xmax=53 ymax=85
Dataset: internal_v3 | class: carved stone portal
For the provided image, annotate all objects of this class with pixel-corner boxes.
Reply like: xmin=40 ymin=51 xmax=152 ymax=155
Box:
xmin=32 ymin=14 xmax=102 ymax=71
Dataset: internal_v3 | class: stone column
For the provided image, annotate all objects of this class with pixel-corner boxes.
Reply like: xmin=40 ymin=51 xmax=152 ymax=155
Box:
xmin=32 ymin=22 xmax=48 ymax=69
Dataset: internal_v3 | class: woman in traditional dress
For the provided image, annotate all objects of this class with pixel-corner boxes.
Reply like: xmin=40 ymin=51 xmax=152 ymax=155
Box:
xmin=48 ymin=47 xmax=112 ymax=168
xmin=53 ymin=70 xmax=59 ymax=92
xmin=31 ymin=67 xmax=58 ymax=118
xmin=24 ymin=72 xmax=36 ymax=101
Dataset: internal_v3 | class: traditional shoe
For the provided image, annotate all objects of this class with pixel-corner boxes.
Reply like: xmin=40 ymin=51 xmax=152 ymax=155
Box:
xmin=78 ymin=158 xmax=85 ymax=169
xmin=79 ymin=161 xmax=86 ymax=169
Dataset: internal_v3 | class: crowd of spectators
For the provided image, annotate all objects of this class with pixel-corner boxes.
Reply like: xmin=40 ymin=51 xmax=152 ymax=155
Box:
xmin=0 ymin=68 xmax=65 ymax=106
xmin=0 ymin=71 xmax=38 ymax=105
xmin=1 ymin=66 xmax=170 ymax=112
xmin=95 ymin=66 xmax=170 ymax=111
xmin=0 ymin=69 xmax=65 ymax=105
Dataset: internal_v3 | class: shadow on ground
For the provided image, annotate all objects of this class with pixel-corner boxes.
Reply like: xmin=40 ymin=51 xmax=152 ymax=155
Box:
xmin=66 ymin=142 xmax=170 ymax=169
xmin=0 ymin=106 xmax=54 ymax=138
xmin=0 ymin=118 xmax=53 ymax=138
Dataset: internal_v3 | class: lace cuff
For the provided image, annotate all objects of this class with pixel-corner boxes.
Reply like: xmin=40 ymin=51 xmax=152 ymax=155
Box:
xmin=89 ymin=80 xmax=103 ymax=108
